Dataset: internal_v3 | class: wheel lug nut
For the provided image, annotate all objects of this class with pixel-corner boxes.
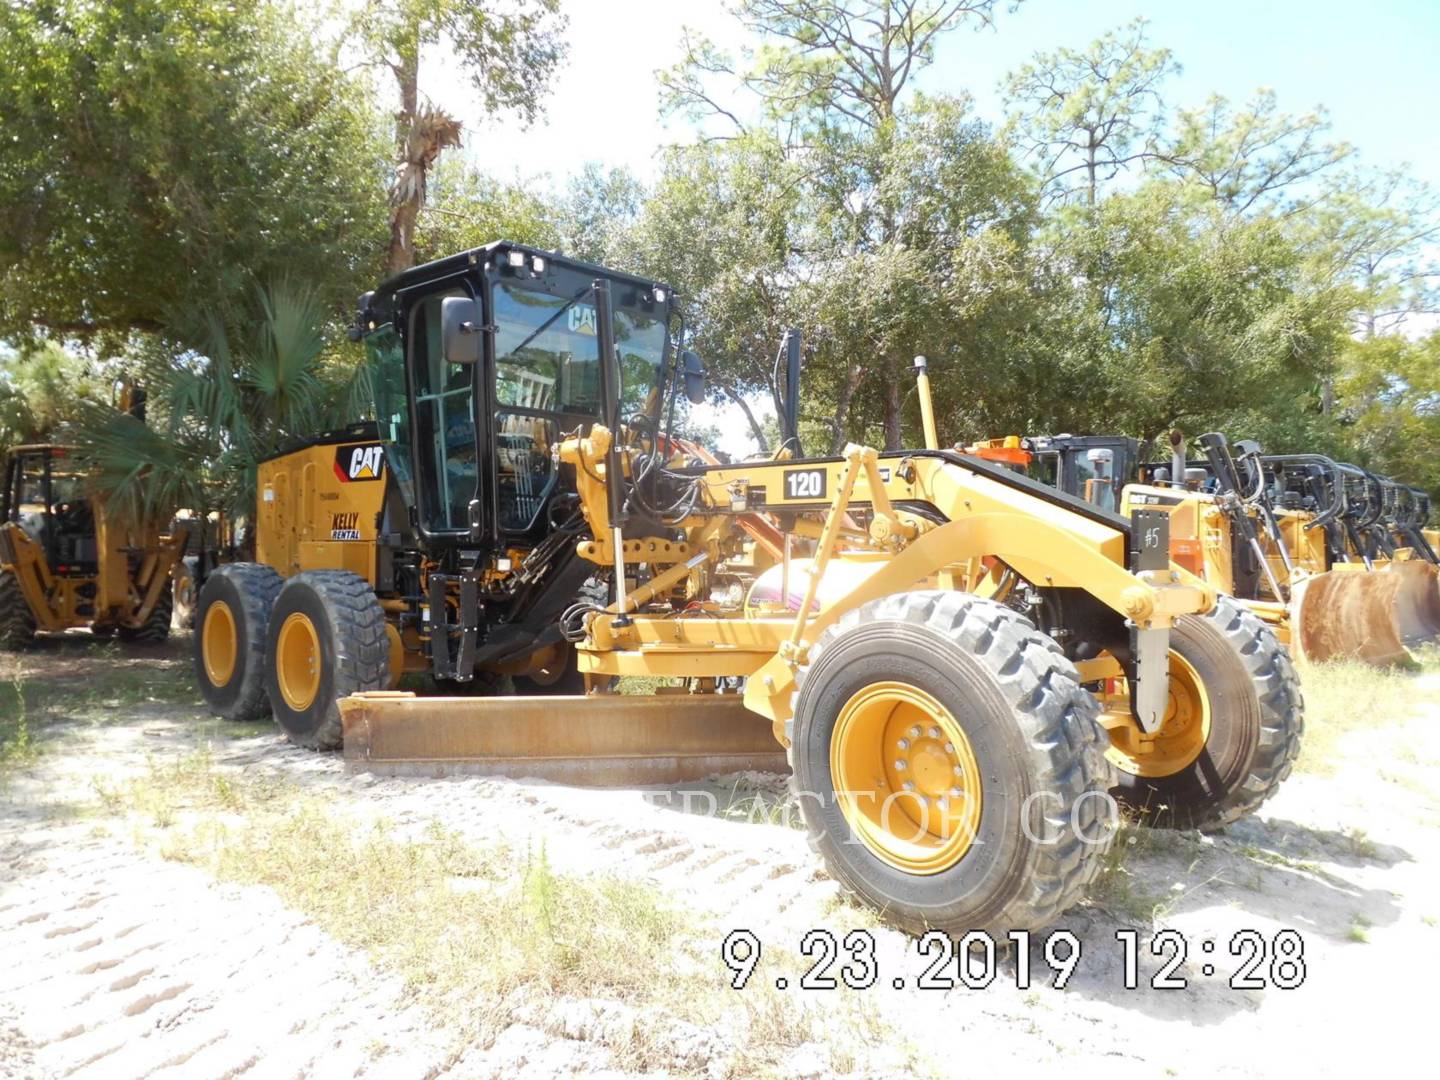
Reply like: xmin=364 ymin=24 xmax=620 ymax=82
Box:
xmin=897 ymin=738 xmax=909 ymax=750
xmin=944 ymin=742 xmax=954 ymax=754
xmin=928 ymin=726 xmax=940 ymax=739
xmin=950 ymin=786 xmax=961 ymax=797
xmin=894 ymin=759 xmax=907 ymax=771
xmin=953 ymin=764 xmax=963 ymax=775
xmin=909 ymin=725 xmax=921 ymax=738
xmin=903 ymin=780 xmax=915 ymax=791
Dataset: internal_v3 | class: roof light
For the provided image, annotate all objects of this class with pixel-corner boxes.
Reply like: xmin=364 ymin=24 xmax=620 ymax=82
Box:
xmin=506 ymin=250 xmax=525 ymax=268
xmin=531 ymin=255 xmax=546 ymax=274
xmin=653 ymin=287 xmax=667 ymax=304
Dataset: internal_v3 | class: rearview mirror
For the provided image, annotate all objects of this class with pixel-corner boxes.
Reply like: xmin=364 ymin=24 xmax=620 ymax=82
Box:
xmin=681 ymin=350 xmax=706 ymax=405
xmin=442 ymin=296 xmax=482 ymax=365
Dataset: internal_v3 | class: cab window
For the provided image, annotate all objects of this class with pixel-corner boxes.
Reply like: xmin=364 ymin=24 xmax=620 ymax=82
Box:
xmin=409 ymin=288 xmax=476 ymax=533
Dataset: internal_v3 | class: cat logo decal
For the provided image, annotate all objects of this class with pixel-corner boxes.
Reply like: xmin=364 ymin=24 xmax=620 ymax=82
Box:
xmin=567 ymin=304 xmax=597 ymax=336
xmin=334 ymin=443 xmax=386 ymax=482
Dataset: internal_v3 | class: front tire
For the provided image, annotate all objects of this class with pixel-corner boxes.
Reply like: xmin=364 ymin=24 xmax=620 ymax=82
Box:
xmin=790 ymin=591 xmax=1116 ymax=936
xmin=118 ymin=582 xmax=174 ymax=645
xmin=1105 ymin=597 xmax=1303 ymax=831
xmin=194 ymin=563 xmax=283 ymax=721
xmin=0 ymin=570 xmax=37 ymax=650
xmin=265 ymin=571 xmax=389 ymax=750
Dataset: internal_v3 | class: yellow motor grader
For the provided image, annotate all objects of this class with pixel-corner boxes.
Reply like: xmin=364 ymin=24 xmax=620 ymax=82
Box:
xmin=0 ymin=444 xmax=185 ymax=647
xmin=193 ymin=242 xmax=1303 ymax=935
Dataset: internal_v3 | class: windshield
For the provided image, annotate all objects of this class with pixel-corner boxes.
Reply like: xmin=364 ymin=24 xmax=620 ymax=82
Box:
xmin=12 ymin=453 xmax=85 ymax=515
xmin=493 ymin=281 xmax=667 ymax=416
xmin=1075 ymin=450 xmax=1118 ymax=511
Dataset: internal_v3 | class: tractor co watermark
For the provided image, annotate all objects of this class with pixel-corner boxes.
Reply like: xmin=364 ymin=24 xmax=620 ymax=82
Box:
xmin=645 ymin=786 xmax=1121 ymax=848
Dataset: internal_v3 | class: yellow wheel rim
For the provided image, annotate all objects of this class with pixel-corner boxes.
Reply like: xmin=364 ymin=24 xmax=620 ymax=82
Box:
xmin=275 ymin=612 xmax=322 ymax=712
xmin=1103 ymin=653 xmax=1212 ymax=778
xmin=830 ymin=682 xmax=983 ymax=875
xmin=201 ymin=601 xmax=237 ymax=687
xmin=384 ymin=622 xmax=405 ymax=690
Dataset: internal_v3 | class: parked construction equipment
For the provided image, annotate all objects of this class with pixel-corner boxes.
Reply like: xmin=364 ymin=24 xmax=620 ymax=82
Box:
xmin=1260 ymin=452 xmax=1440 ymax=664
xmin=0 ymin=445 xmax=185 ymax=647
xmin=193 ymin=242 xmax=1302 ymax=934
xmin=1008 ymin=430 xmax=1440 ymax=666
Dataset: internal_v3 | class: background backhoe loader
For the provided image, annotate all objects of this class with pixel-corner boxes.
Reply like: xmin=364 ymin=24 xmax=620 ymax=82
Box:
xmin=0 ymin=444 xmax=185 ymax=647
xmin=194 ymin=241 xmax=1302 ymax=935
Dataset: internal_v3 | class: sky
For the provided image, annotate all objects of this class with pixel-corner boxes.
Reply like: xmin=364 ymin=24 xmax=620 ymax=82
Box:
xmin=424 ymin=0 xmax=1440 ymax=456
xmin=439 ymin=0 xmax=1440 ymax=189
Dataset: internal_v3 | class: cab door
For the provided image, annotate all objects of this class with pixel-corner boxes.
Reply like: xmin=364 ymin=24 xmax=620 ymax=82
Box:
xmin=400 ymin=279 xmax=487 ymax=544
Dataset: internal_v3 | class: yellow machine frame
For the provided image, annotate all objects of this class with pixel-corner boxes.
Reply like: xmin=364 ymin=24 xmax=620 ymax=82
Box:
xmin=560 ymin=429 xmax=1216 ymax=743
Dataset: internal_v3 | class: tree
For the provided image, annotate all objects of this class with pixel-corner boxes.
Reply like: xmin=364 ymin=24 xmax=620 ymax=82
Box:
xmin=71 ymin=281 xmax=369 ymax=525
xmin=0 ymin=344 xmax=108 ymax=457
xmin=659 ymin=1 xmax=1028 ymax=449
xmin=1038 ymin=180 xmax=1348 ymax=448
xmin=1003 ymin=19 xmax=1178 ymax=205
xmin=1332 ymin=332 xmax=1440 ymax=494
xmin=350 ymin=0 xmax=567 ymax=274
xmin=1306 ymin=168 xmax=1440 ymax=340
xmin=410 ymin=158 xmax=563 ymax=265
xmin=0 ymin=0 xmax=389 ymax=346
xmin=554 ymin=164 xmax=646 ymax=266
xmin=1166 ymin=90 xmax=1352 ymax=214
xmin=627 ymin=133 xmax=807 ymax=455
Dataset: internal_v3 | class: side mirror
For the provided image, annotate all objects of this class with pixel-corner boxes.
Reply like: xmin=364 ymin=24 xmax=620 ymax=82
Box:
xmin=681 ymin=349 xmax=706 ymax=405
xmin=442 ymin=296 xmax=482 ymax=365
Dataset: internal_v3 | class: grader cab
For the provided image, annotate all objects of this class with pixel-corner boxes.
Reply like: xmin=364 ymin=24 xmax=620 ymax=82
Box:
xmin=0 ymin=445 xmax=185 ymax=647
xmin=194 ymin=242 xmax=1303 ymax=935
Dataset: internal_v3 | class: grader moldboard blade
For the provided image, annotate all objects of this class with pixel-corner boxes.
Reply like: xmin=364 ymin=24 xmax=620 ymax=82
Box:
xmin=1290 ymin=563 xmax=1440 ymax=666
xmin=339 ymin=691 xmax=789 ymax=784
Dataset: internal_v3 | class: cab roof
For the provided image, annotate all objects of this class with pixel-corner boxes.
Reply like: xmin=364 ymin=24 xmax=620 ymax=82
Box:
xmin=366 ymin=240 xmax=676 ymax=314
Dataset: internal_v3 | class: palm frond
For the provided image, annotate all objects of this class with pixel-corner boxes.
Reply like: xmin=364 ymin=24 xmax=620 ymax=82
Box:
xmin=66 ymin=405 xmax=215 ymax=526
xmin=245 ymin=278 xmax=328 ymax=436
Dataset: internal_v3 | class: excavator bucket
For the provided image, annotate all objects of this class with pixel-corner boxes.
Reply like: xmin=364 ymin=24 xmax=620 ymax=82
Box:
xmin=1290 ymin=563 xmax=1440 ymax=665
xmin=339 ymin=691 xmax=788 ymax=784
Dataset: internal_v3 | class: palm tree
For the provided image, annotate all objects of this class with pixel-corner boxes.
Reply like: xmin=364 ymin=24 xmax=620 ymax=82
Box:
xmin=0 ymin=343 xmax=106 ymax=457
xmin=69 ymin=279 xmax=371 ymax=529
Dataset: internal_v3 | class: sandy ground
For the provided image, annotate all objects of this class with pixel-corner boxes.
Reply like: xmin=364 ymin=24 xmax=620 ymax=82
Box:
xmin=3 ymin=635 xmax=1440 ymax=1078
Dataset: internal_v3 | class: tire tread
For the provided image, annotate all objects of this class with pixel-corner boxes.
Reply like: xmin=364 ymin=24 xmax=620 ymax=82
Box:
xmin=789 ymin=591 xmax=1117 ymax=934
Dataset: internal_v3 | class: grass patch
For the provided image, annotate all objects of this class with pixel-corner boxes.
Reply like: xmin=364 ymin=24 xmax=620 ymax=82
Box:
xmin=0 ymin=670 xmax=36 ymax=771
xmin=1088 ymin=820 xmax=1190 ymax=924
xmin=1293 ymin=655 xmax=1440 ymax=777
xmin=96 ymin=753 xmax=920 ymax=1076
xmin=1 ymin=649 xmax=198 ymax=775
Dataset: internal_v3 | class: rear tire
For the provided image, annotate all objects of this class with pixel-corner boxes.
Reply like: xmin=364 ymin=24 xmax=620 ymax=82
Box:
xmin=194 ymin=563 xmax=283 ymax=722
xmin=1107 ymin=597 xmax=1303 ymax=831
xmin=0 ymin=570 xmax=36 ymax=650
xmin=118 ymin=583 xmax=174 ymax=645
xmin=172 ymin=558 xmax=199 ymax=630
xmin=265 ymin=571 xmax=389 ymax=750
xmin=790 ymin=591 xmax=1116 ymax=936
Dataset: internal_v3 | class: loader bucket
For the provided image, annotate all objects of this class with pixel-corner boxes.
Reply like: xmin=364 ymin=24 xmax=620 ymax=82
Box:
xmin=1290 ymin=564 xmax=1440 ymax=666
xmin=339 ymin=691 xmax=788 ymax=784
xmin=1388 ymin=560 xmax=1440 ymax=648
